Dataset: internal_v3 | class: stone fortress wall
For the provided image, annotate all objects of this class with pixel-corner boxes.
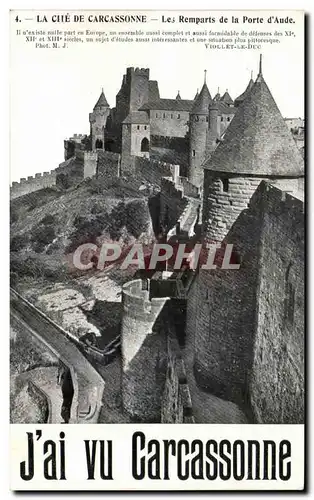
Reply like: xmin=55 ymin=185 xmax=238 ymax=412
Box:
xmin=186 ymin=181 xmax=304 ymax=423
xmin=121 ymin=278 xmax=194 ymax=424
xmin=10 ymin=171 xmax=57 ymax=199
xmin=249 ymin=183 xmax=304 ymax=423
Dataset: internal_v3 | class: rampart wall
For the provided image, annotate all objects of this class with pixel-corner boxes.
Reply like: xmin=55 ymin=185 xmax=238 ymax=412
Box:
xmin=186 ymin=182 xmax=304 ymax=423
xmin=97 ymin=150 xmax=121 ymax=178
xmin=160 ymin=174 xmax=200 ymax=234
xmin=83 ymin=151 xmax=121 ymax=179
xmin=121 ymin=154 xmax=179 ymax=186
xmin=249 ymin=183 xmax=304 ymax=423
xmin=10 ymin=171 xmax=57 ymax=200
xmin=161 ymin=328 xmax=194 ymax=423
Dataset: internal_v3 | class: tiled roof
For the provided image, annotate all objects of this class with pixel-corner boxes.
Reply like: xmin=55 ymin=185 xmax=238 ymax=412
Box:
xmin=217 ymin=102 xmax=237 ymax=115
xmin=203 ymin=73 xmax=304 ymax=176
xmin=221 ymin=91 xmax=234 ymax=105
xmin=122 ymin=111 xmax=150 ymax=124
xmin=139 ymin=99 xmax=194 ymax=112
xmin=234 ymin=78 xmax=254 ymax=107
xmin=94 ymin=90 xmax=109 ymax=109
xmin=191 ymin=83 xmax=212 ymax=114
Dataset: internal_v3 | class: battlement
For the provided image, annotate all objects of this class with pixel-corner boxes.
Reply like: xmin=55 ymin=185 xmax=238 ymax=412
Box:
xmin=70 ymin=133 xmax=87 ymax=142
xmin=249 ymin=180 xmax=304 ymax=215
xmin=127 ymin=67 xmax=150 ymax=78
xmin=161 ymin=174 xmax=200 ymax=200
xmin=84 ymin=151 xmax=98 ymax=160
xmin=161 ymin=177 xmax=184 ymax=200
xmin=122 ymin=279 xmax=169 ymax=314
xmin=10 ymin=170 xmax=57 ymax=199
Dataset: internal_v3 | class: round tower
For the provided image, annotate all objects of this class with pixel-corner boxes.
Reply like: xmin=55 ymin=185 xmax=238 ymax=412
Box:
xmin=189 ymin=56 xmax=304 ymax=404
xmin=206 ymin=102 xmax=219 ymax=155
xmin=188 ymin=71 xmax=212 ymax=187
xmin=121 ymin=279 xmax=169 ymax=422
xmin=89 ymin=89 xmax=110 ymax=150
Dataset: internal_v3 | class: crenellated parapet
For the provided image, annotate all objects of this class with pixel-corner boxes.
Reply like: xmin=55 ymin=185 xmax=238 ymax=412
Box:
xmin=10 ymin=170 xmax=57 ymax=200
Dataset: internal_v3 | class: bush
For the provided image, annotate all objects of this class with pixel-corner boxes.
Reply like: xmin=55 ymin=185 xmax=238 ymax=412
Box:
xmin=10 ymin=208 xmax=19 ymax=224
xmin=40 ymin=214 xmax=55 ymax=225
xmin=10 ymin=234 xmax=30 ymax=252
xmin=66 ymin=215 xmax=108 ymax=253
xmin=31 ymin=225 xmax=56 ymax=253
xmin=10 ymin=255 xmax=66 ymax=281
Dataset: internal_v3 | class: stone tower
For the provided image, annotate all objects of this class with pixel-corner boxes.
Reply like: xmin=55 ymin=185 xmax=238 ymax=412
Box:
xmin=188 ymin=71 xmax=212 ymax=187
xmin=121 ymin=111 xmax=150 ymax=159
xmin=121 ymin=279 xmax=169 ymax=422
xmin=205 ymin=101 xmax=219 ymax=156
xmin=89 ymin=89 xmax=110 ymax=150
xmin=187 ymin=56 xmax=304 ymax=406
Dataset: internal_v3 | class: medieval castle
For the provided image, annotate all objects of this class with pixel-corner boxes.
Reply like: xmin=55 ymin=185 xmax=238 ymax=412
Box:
xmin=10 ymin=56 xmax=305 ymax=424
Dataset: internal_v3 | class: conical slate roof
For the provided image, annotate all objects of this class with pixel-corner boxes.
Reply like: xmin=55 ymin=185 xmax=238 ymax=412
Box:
xmin=191 ymin=83 xmax=212 ymax=114
xmin=94 ymin=89 xmax=109 ymax=109
xmin=213 ymin=89 xmax=221 ymax=101
xmin=234 ymin=78 xmax=254 ymax=107
xmin=194 ymin=89 xmax=199 ymax=100
xmin=203 ymin=72 xmax=304 ymax=176
xmin=221 ymin=90 xmax=233 ymax=105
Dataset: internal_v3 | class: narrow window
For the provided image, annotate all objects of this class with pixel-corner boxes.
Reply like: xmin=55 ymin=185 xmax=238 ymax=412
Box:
xmin=144 ymin=125 xmax=147 ymax=130
xmin=163 ymin=113 xmax=166 ymax=118
xmin=195 ymin=115 xmax=199 ymax=122
xmin=206 ymin=116 xmax=209 ymax=122
xmin=137 ymin=125 xmax=140 ymax=130
xmin=177 ymin=114 xmax=180 ymax=119
xmin=171 ymin=114 xmax=173 ymax=119
xmin=227 ymin=117 xmax=231 ymax=122
xmin=221 ymin=117 xmax=224 ymax=122
xmin=222 ymin=178 xmax=229 ymax=192
xmin=192 ymin=150 xmax=196 ymax=157
xmin=156 ymin=113 xmax=158 ymax=118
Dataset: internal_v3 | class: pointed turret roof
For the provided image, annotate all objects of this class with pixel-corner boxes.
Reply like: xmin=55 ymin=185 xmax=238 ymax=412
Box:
xmin=203 ymin=58 xmax=304 ymax=176
xmin=176 ymin=91 xmax=181 ymax=100
xmin=191 ymin=83 xmax=212 ymax=114
xmin=234 ymin=76 xmax=254 ymax=107
xmin=194 ymin=89 xmax=199 ymax=100
xmin=213 ymin=88 xmax=221 ymax=101
xmin=221 ymin=90 xmax=233 ymax=105
xmin=93 ymin=89 xmax=109 ymax=110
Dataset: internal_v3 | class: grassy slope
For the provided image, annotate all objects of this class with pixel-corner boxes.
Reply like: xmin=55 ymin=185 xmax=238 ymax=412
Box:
xmin=10 ymin=177 xmax=154 ymax=283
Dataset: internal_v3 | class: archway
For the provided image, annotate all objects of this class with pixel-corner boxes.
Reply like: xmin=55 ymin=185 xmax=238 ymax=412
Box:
xmin=141 ymin=137 xmax=149 ymax=152
xmin=95 ymin=138 xmax=103 ymax=149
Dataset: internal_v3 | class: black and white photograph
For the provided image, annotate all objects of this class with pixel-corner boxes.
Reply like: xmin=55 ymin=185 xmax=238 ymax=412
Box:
xmin=9 ymin=8 xmax=305 ymax=491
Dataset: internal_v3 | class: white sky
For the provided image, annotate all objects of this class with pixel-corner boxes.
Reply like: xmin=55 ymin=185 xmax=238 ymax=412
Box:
xmin=10 ymin=10 xmax=304 ymax=182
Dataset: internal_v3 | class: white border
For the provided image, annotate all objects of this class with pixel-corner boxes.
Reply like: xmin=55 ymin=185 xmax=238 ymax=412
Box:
xmin=2 ymin=1 xmax=312 ymax=499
